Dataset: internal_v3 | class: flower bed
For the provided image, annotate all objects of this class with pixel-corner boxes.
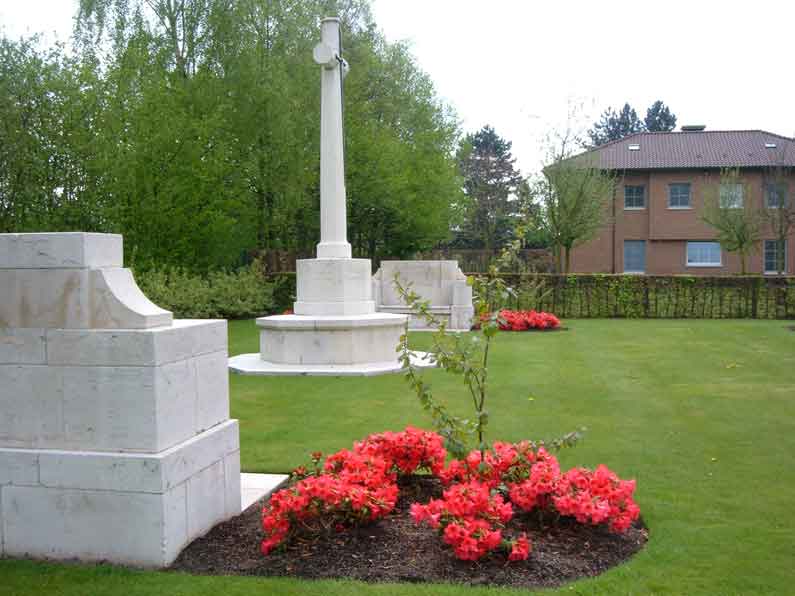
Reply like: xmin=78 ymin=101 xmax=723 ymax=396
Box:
xmin=498 ymin=309 xmax=561 ymax=331
xmin=171 ymin=427 xmax=646 ymax=589
xmin=260 ymin=428 xmax=640 ymax=563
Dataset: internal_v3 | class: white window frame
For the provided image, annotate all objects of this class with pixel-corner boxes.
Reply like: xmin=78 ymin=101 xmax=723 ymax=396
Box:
xmin=686 ymin=241 xmax=722 ymax=268
xmin=765 ymin=183 xmax=788 ymax=209
xmin=668 ymin=183 xmax=692 ymax=209
xmin=719 ymin=183 xmax=744 ymax=209
xmin=624 ymin=185 xmax=646 ymax=210
xmin=623 ymin=240 xmax=646 ymax=274
xmin=764 ymin=239 xmax=787 ymax=274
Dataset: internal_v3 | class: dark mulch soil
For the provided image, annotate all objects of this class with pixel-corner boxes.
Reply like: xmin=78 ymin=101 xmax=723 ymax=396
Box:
xmin=170 ymin=476 xmax=648 ymax=590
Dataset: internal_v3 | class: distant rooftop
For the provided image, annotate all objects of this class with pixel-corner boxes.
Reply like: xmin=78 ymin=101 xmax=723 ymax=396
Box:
xmin=583 ymin=130 xmax=795 ymax=170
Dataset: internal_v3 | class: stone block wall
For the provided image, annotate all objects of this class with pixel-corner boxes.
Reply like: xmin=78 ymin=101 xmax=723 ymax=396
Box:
xmin=372 ymin=260 xmax=474 ymax=331
xmin=0 ymin=233 xmax=241 ymax=567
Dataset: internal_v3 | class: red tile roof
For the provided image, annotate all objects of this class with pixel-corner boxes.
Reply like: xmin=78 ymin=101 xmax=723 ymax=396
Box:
xmin=582 ymin=130 xmax=795 ymax=170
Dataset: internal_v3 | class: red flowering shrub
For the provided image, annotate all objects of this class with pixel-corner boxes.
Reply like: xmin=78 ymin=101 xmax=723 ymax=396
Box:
xmin=438 ymin=442 xmax=639 ymax=535
xmin=353 ymin=426 xmax=446 ymax=476
xmin=440 ymin=442 xmax=556 ymax=491
xmin=553 ymin=465 xmax=640 ymax=532
xmin=262 ymin=429 xmax=640 ymax=563
xmin=261 ymin=449 xmax=398 ymax=555
xmin=262 ymin=427 xmax=447 ymax=555
xmin=498 ymin=309 xmax=561 ymax=331
xmin=508 ymin=533 xmax=532 ymax=561
xmin=410 ymin=480 xmax=527 ymax=561
xmin=506 ymin=452 xmax=561 ymax=512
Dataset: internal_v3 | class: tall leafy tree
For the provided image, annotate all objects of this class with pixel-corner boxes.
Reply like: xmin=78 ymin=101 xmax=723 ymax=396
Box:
xmin=531 ymin=135 xmax=616 ymax=273
xmin=0 ymin=37 xmax=105 ymax=233
xmin=0 ymin=0 xmax=461 ymax=269
xmin=455 ymin=126 xmax=523 ymax=251
xmin=644 ymin=100 xmax=677 ymax=132
xmin=345 ymin=32 xmax=461 ymax=260
xmin=701 ymin=168 xmax=762 ymax=275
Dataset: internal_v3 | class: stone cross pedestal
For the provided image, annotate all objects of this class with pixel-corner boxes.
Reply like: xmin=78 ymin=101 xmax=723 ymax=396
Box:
xmin=229 ymin=18 xmax=433 ymax=376
xmin=0 ymin=233 xmax=247 ymax=567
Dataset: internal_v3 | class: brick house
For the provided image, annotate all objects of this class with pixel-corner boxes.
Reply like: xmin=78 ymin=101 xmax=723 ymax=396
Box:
xmin=569 ymin=128 xmax=795 ymax=275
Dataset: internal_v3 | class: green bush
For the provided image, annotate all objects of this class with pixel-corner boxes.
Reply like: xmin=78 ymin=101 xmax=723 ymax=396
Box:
xmin=135 ymin=262 xmax=275 ymax=319
xmin=269 ymin=272 xmax=297 ymax=313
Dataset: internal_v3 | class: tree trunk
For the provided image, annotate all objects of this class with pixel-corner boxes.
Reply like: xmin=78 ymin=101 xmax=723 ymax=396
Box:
xmin=740 ymin=253 xmax=747 ymax=275
xmin=778 ymin=236 xmax=787 ymax=275
xmin=368 ymin=236 xmax=377 ymax=261
xmin=564 ymin=247 xmax=571 ymax=275
xmin=553 ymin=245 xmax=563 ymax=274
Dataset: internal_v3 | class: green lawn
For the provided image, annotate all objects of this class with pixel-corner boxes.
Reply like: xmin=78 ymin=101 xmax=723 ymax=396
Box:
xmin=5 ymin=319 xmax=795 ymax=595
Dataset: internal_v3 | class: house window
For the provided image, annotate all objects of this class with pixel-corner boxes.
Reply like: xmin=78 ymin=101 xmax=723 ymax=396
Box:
xmin=668 ymin=183 xmax=691 ymax=208
xmin=624 ymin=240 xmax=646 ymax=273
xmin=719 ymin=183 xmax=744 ymax=209
xmin=765 ymin=183 xmax=788 ymax=208
xmin=764 ymin=239 xmax=787 ymax=274
xmin=686 ymin=241 xmax=722 ymax=267
xmin=624 ymin=186 xmax=645 ymax=209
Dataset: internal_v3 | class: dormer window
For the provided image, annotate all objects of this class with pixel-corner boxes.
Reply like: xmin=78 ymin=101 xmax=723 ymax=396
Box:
xmin=765 ymin=143 xmax=777 ymax=149
xmin=628 ymin=144 xmax=640 ymax=151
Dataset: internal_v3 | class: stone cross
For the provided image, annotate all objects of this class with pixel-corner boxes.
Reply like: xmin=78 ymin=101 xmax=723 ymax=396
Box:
xmin=313 ymin=17 xmax=351 ymax=259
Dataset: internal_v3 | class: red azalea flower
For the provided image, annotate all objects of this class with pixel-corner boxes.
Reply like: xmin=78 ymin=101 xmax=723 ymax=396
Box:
xmin=508 ymin=533 xmax=531 ymax=561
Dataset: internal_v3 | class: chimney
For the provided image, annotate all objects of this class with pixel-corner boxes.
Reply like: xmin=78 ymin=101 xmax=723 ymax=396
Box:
xmin=681 ymin=125 xmax=707 ymax=132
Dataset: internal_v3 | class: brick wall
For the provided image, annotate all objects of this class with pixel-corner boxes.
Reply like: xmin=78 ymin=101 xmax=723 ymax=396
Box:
xmin=571 ymin=169 xmax=795 ymax=275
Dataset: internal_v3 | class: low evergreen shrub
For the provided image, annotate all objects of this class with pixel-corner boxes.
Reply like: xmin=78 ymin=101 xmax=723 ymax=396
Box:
xmin=135 ymin=262 xmax=275 ymax=319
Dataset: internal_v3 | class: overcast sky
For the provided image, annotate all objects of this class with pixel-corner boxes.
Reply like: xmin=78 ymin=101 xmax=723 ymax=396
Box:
xmin=2 ymin=0 xmax=794 ymax=176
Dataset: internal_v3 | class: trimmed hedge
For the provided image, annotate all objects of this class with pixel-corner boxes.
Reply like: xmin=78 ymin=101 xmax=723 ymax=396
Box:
xmin=503 ymin=274 xmax=795 ymax=320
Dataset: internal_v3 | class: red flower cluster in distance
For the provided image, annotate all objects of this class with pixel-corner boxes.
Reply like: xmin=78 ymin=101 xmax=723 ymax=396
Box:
xmin=261 ymin=428 xmax=640 ymax=563
xmin=498 ymin=309 xmax=561 ymax=331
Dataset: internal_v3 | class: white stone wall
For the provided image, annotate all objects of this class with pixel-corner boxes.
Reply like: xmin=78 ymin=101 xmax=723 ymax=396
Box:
xmin=0 ymin=421 xmax=240 ymax=566
xmin=0 ymin=321 xmax=229 ymax=452
xmin=372 ymin=261 xmax=474 ymax=331
xmin=0 ymin=232 xmax=241 ymax=567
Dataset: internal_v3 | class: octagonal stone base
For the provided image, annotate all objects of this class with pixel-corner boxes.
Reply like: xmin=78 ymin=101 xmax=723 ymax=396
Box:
xmin=228 ymin=350 xmax=434 ymax=377
xmin=228 ymin=313 xmax=436 ymax=376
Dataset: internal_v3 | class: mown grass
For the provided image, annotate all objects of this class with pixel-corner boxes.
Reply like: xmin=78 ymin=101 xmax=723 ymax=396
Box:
xmin=4 ymin=319 xmax=795 ymax=595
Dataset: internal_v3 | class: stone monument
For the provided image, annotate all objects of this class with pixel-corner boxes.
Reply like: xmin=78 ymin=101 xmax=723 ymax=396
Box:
xmin=229 ymin=17 xmax=432 ymax=376
xmin=372 ymin=261 xmax=474 ymax=331
xmin=0 ymin=232 xmax=281 ymax=567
